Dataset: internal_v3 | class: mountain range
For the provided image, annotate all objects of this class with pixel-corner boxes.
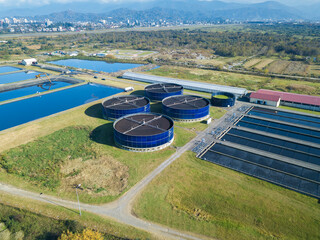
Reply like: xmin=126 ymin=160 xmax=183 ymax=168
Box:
xmin=0 ymin=0 xmax=319 ymax=22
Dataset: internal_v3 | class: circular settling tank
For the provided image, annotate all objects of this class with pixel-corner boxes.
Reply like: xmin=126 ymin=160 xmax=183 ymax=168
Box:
xmin=145 ymin=83 xmax=183 ymax=101
xmin=113 ymin=113 xmax=174 ymax=152
xmin=162 ymin=95 xmax=210 ymax=122
xmin=102 ymin=95 xmax=150 ymax=120
xmin=211 ymin=92 xmax=236 ymax=107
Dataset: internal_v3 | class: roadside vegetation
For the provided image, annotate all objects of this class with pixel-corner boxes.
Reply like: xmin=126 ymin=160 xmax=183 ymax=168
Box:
xmin=0 ymin=191 xmax=151 ymax=240
xmin=133 ymin=151 xmax=320 ymax=240
xmin=0 ymin=203 xmax=123 ymax=240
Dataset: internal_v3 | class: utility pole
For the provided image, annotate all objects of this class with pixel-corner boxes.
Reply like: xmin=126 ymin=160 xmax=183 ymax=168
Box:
xmin=76 ymin=184 xmax=82 ymax=216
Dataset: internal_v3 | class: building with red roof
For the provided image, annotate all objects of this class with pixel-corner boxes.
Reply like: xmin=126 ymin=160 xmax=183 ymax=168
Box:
xmin=250 ymin=89 xmax=320 ymax=111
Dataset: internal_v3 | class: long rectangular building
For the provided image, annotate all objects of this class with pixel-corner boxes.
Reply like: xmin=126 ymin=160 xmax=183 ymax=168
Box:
xmin=122 ymin=72 xmax=247 ymax=98
xmin=250 ymin=89 xmax=320 ymax=111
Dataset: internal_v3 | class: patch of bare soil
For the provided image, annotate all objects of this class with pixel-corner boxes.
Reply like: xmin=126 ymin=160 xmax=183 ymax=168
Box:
xmin=60 ymin=156 xmax=129 ymax=196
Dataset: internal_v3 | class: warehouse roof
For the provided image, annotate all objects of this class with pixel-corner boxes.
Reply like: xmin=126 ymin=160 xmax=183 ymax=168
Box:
xmin=122 ymin=72 xmax=247 ymax=96
xmin=256 ymin=89 xmax=320 ymax=106
xmin=145 ymin=83 xmax=183 ymax=94
xmin=114 ymin=113 xmax=173 ymax=136
xmin=163 ymin=95 xmax=209 ymax=110
xmin=250 ymin=92 xmax=281 ymax=102
xmin=102 ymin=95 xmax=149 ymax=110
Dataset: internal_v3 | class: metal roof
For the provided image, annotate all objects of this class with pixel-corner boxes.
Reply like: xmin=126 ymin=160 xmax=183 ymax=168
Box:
xmin=145 ymin=83 xmax=183 ymax=94
xmin=250 ymin=92 xmax=281 ymax=102
xmin=114 ymin=113 xmax=173 ymax=136
xmin=256 ymin=89 xmax=320 ymax=106
xmin=102 ymin=95 xmax=149 ymax=110
xmin=163 ymin=95 xmax=209 ymax=110
xmin=122 ymin=72 xmax=247 ymax=96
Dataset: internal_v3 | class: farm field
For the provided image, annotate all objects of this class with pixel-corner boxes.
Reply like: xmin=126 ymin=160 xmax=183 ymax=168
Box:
xmin=254 ymin=59 xmax=274 ymax=70
xmin=309 ymin=64 xmax=320 ymax=77
xmin=133 ymin=151 xmax=320 ymax=240
xmin=267 ymin=60 xmax=310 ymax=76
xmin=243 ymin=58 xmax=261 ymax=68
xmin=148 ymin=65 xmax=320 ymax=95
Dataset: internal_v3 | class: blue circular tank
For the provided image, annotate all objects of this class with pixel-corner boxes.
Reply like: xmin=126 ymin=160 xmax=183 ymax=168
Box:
xmin=211 ymin=92 xmax=236 ymax=107
xmin=113 ymin=113 xmax=174 ymax=152
xmin=162 ymin=95 xmax=210 ymax=122
xmin=102 ymin=95 xmax=150 ymax=120
xmin=145 ymin=83 xmax=183 ymax=101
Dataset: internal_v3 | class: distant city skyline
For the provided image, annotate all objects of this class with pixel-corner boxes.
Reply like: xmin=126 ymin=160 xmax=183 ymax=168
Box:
xmin=1 ymin=0 xmax=319 ymax=8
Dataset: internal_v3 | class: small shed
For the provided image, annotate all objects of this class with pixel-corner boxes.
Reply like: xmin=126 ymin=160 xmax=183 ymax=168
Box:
xmin=21 ymin=58 xmax=37 ymax=66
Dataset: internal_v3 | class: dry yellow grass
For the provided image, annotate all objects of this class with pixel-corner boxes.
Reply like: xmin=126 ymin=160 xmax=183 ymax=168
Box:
xmin=60 ymin=156 xmax=129 ymax=196
xmin=243 ymin=58 xmax=261 ymax=68
xmin=283 ymin=62 xmax=309 ymax=75
xmin=26 ymin=44 xmax=41 ymax=50
xmin=308 ymin=64 xmax=320 ymax=76
xmin=267 ymin=60 xmax=290 ymax=74
xmin=254 ymin=59 xmax=274 ymax=70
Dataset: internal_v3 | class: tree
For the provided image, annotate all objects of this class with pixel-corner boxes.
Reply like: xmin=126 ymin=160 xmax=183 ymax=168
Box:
xmin=58 ymin=229 xmax=103 ymax=240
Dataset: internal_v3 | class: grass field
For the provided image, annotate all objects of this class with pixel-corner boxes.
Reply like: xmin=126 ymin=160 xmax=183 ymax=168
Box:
xmin=133 ymin=151 xmax=320 ymax=240
xmin=0 ymin=192 xmax=151 ymax=240
xmin=0 ymin=89 xmax=225 ymax=203
xmin=279 ymin=106 xmax=320 ymax=116
xmin=254 ymin=59 xmax=274 ymax=70
xmin=148 ymin=66 xmax=320 ymax=95
xmin=243 ymin=59 xmax=261 ymax=68
xmin=0 ymin=203 xmax=127 ymax=240
xmin=0 ymin=99 xmax=179 ymax=203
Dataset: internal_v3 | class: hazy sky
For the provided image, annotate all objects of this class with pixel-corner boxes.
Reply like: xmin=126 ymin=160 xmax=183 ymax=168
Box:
xmin=0 ymin=0 xmax=319 ymax=7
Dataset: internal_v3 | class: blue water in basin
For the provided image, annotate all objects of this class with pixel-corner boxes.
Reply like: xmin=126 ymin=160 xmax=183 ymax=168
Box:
xmin=0 ymin=83 xmax=123 ymax=131
xmin=48 ymin=59 xmax=143 ymax=72
xmin=0 ymin=66 xmax=21 ymax=74
xmin=0 ymin=71 xmax=42 ymax=84
xmin=0 ymin=81 xmax=73 ymax=102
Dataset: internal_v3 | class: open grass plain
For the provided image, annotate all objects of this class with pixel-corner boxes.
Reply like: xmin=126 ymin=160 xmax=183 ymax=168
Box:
xmin=133 ymin=151 xmax=320 ymax=240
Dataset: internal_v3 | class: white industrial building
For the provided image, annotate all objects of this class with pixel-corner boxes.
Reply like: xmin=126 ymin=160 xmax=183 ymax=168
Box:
xmin=122 ymin=72 xmax=247 ymax=98
xmin=21 ymin=58 xmax=37 ymax=66
xmin=250 ymin=92 xmax=281 ymax=107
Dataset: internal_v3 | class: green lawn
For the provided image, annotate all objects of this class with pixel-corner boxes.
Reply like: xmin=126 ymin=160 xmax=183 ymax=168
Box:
xmin=0 ymin=203 xmax=126 ymax=240
xmin=279 ymin=106 xmax=320 ymax=116
xmin=133 ymin=151 xmax=320 ymax=240
xmin=0 ymin=192 xmax=151 ymax=240
xmin=213 ymin=95 xmax=230 ymax=99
